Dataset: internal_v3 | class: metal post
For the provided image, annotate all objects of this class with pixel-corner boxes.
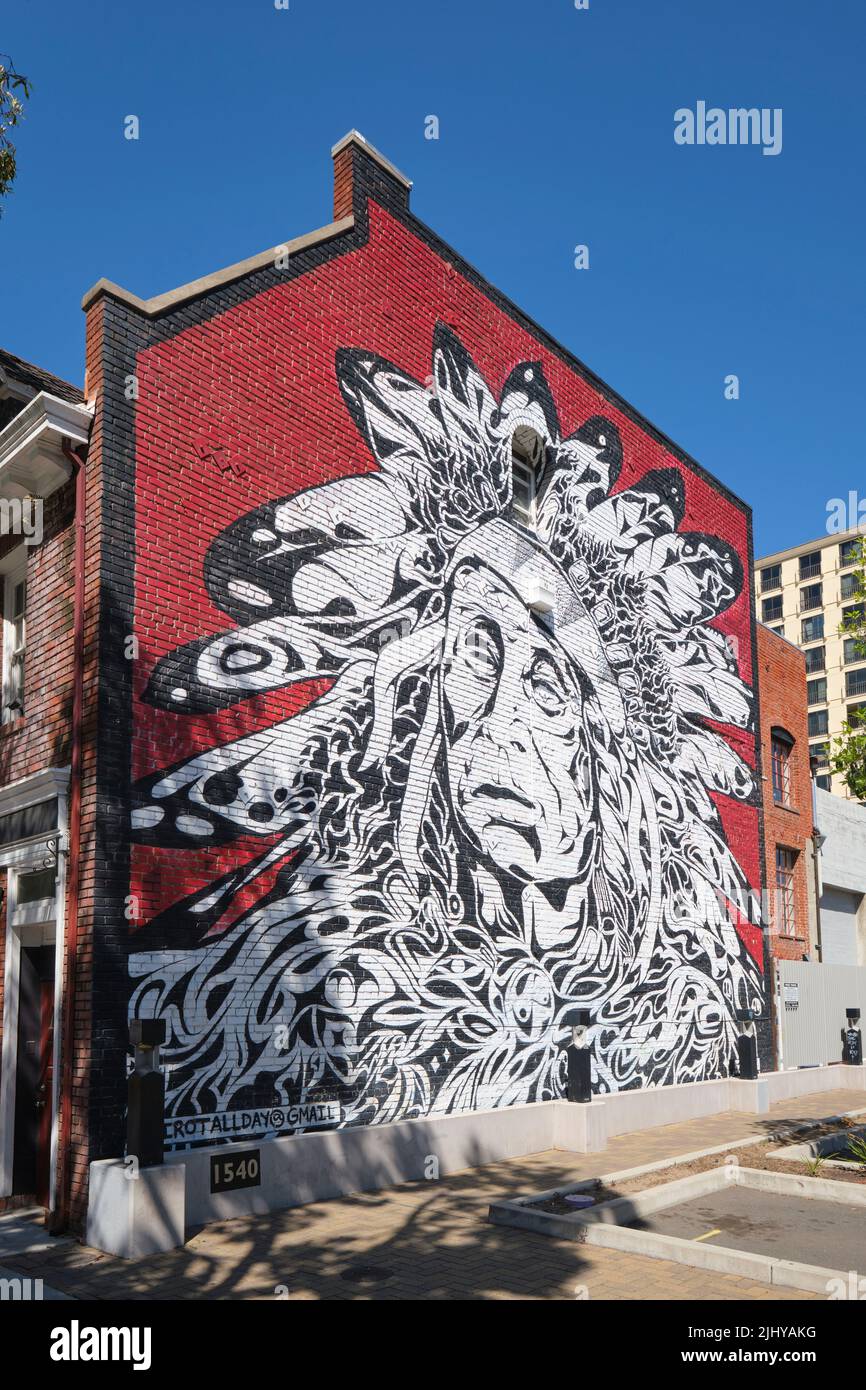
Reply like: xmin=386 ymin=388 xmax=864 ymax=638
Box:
xmin=127 ymin=1019 xmax=166 ymax=1168
xmin=844 ymin=1008 xmax=863 ymax=1066
xmin=565 ymin=1009 xmax=592 ymax=1103
xmin=735 ymin=1008 xmax=759 ymax=1080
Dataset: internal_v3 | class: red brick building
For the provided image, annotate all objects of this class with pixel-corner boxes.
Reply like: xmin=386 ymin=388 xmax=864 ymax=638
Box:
xmin=0 ymin=349 xmax=92 ymax=1217
xmin=1 ymin=134 xmax=772 ymax=1234
xmin=756 ymin=622 xmax=817 ymax=962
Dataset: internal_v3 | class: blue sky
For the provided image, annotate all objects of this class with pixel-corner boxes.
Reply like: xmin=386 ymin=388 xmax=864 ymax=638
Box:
xmin=2 ymin=0 xmax=863 ymax=557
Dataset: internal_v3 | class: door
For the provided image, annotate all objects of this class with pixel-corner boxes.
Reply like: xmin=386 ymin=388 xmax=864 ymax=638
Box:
xmin=820 ymin=887 xmax=861 ymax=966
xmin=12 ymin=945 xmax=55 ymax=1206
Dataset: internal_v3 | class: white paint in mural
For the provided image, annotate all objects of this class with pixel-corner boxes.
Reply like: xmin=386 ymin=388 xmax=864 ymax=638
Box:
xmin=129 ymin=325 xmax=764 ymax=1135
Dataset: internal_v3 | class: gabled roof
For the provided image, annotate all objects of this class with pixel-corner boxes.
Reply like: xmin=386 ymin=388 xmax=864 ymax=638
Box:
xmin=0 ymin=347 xmax=84 ymax=404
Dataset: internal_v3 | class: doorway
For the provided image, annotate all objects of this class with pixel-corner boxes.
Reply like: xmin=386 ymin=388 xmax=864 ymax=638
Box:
xmin=12 ymin=944 xmax=55 ymax=1206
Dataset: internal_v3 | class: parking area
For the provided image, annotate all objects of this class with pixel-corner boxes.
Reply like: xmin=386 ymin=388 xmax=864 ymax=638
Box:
xmin=638 ymin=1186 xmax=866 ymax=1269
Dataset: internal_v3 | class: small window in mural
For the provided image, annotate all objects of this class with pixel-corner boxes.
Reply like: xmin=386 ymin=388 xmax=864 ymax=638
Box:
xmin=510 ymin=424 xmax=545 ymax=531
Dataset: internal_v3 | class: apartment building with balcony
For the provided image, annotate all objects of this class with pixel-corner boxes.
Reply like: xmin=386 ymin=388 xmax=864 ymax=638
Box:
xmin=754 ymin=527 xmax=866 ymax=798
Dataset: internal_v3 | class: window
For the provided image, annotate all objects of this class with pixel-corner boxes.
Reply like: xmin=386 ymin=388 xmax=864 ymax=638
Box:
xmin=816 ymin=774 xmax=831 ymax=791
xmin=15 ymin=866 xmax=56 ymax=905
xmin=843 ymin=603 xmax=865 ymax=627
xmin=809 ymin=741 xmax=829 ymax=770
xmin=847 ymin=702 xmax=866 ymax=725
xmin=2 ymin=564 xmax=26 ymax=722
xmin=510 ymin=427 xmax=544 ymax=531
xmin=761 ymin=563 xmax=782 ymax=591
xmin=801 ymin=614 xmax=824 ymax=644
xmin=841 ymin=572 xmax=861 ymax=601
xmin=808 ymin=709 xmax=829 ymax=737
xmin=762 ymin=595 xmax=783 ymax=623
xmin=511 ymin=452 xmax=535 ymax=529
xmin=807 ymin=677 xmax=827 ymax=706
xmin=799 ymin=551 xmax=821 ymax=580
xmin=0 ymin=797 xmax=57 ymax=847
xmin=844 ymin=638 xmax=864 ymax=665
xmin=805 ymin=645 xmax=825 ymax=673
xmin=775 ymin=847 xmax=797 ymax=935
xmin=768 ymin=625 xmax=785 ymax=637
xmin=840 ymin=539 xmax=862 ymax=568
xmin=846 ymin=669 xmax=866 ymax=699
xmin=771 ymin=730 xmax=793 ymax=806
xmin=799 ymin=583 xmax=823 ymax=612
xmin=9 ymin=862 xmax=58 ymax=944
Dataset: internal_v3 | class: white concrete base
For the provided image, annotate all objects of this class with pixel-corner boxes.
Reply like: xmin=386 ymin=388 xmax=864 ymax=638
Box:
xmin=761 ymin=1062 xmax=866 ymax=1103
xmin=84 ymin=1064 xmax=866 ymax=1241
xmin=554 ymin=1099 xmax=607 ymax=1153
xmin=86 ymin=1159 xmax=185 ymax=1259
xmin=168 ymin=1100 xmax=563 ymax=1228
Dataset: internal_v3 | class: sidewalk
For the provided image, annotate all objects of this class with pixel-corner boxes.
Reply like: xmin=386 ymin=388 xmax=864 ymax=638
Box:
xmin=4 ymin=1087 xmax=863 ymax=1301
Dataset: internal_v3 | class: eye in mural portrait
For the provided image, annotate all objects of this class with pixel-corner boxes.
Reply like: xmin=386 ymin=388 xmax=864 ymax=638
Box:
xmin=129 ymin=323 xmax=764 ymax=1137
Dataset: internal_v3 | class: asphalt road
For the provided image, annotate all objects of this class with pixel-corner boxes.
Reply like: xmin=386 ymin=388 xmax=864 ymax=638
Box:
xmin=639 ymin=1188 xmax=866 ymax=1270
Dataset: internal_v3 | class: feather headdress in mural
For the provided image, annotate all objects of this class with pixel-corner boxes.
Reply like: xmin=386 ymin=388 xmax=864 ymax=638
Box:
xmin=130 ymin=324 xmax=763 ymax=1127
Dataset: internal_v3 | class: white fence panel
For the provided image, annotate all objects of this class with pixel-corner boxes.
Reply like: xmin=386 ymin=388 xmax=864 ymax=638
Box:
xmin=776 ymin=959 xmax=866 ymax=1069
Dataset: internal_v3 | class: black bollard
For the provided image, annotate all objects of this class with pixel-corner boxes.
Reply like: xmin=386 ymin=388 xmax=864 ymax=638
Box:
xmin=127 ymin=1019 xmax=166 ymax=1168
xmin=735 ymin=1008 xmax=758 ymax=1080
xmin=844 ymin=1008 xmax=863 ymax=1066
xmin=565 ymin=1008 xmax=592 ymax=1103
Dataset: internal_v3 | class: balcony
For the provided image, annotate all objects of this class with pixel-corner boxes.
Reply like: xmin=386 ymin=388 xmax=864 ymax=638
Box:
xmin=846 ymin=669 xmax=866 ymax=699
xmin=799 ymin=586 xmax=823 ymax=612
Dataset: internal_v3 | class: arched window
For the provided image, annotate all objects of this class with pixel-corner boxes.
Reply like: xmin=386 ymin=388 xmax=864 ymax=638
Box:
xmin=511 ymin=427 xmax=545 ymax=531
xmin=770 ymin=726 xmax=794 ymax=807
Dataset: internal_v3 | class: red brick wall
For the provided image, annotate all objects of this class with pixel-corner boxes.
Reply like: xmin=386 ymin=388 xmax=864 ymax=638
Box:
xmin=333 ymin=144 xmax=354 ymax=220
xmin=757 ymin=624 xmax=814 ymax=961
xmin=58 ymin=297 xmax=109 ymax=1230
xmin=0 ymin=315 xmax=106 ymax=1226
xmin=0 ymin=483 xmax=76 ymax=782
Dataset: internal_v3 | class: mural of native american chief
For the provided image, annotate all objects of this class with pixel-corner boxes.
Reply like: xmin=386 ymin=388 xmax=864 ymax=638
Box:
xmin=129 ymin=323 xmax=763 ymax=1132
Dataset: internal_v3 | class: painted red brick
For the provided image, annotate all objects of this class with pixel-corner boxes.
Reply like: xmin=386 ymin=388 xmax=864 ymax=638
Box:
xmin=757 ymin=624 xmax=815 ymax=963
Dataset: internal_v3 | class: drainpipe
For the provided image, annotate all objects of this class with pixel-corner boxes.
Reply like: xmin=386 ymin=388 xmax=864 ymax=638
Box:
xmin=50 ymin=440 xmax=87 ymax=1233
xmin=811 ymin=771 xmax=825 ymax=963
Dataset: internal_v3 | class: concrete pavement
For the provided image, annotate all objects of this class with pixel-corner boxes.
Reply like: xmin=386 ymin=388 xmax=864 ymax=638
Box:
xmin=2 ymin=1087 xmax=863 ymax=1301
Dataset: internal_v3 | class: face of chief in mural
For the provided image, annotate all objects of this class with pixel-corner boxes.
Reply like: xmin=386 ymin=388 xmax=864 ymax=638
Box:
xmin=441 ymin=561 xmax=596 ymax=885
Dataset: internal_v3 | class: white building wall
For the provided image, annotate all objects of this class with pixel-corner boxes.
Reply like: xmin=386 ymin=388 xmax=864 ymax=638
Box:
xmin=815 ymin=788 xmax=866 ymax=966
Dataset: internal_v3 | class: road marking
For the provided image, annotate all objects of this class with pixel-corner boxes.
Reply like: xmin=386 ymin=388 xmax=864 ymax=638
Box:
xmin=693 ymin=1228 xmax=722 ymax=1242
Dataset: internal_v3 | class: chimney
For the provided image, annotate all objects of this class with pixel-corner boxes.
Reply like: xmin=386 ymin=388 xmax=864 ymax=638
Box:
xmin=331 ymin=131 xmax=412 ymax=221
